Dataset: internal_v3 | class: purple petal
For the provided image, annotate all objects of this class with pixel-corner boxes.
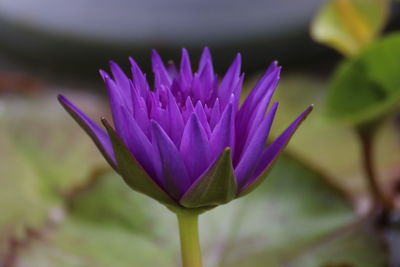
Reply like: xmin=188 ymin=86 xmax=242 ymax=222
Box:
xmin=179 ymin=48 xmax=193 ymax=87
xmin=102 ymin=119 xmax=176 ymax=205
xmin=167 ymin=60 xmax=179 ymax=79
xmin=150 ymin=105 xmax=169 ymax=133
xmin=103 ymin=76 xmax=133 ymax=139
xmin=130 ymin=84 xmax=150 ymax=137
xmin=198 ymin=47 xmax=214 ymax=75
xmin=218 ymin=53 xmax=241 ymax=107
xmin=198 ymin=61 xmax=215 ymax=100
xmin=58 ymin=95 xmax=116 ymax=169
xmin=151 ymin=121 xmax=191 ymax=198
xmin=151 ymin=50 xmax=172 ymax=89
xmin=234 ymin=66 xmax=280 ymax=164
xmin=235 ymin=102 xmax=279 ymax=188
xmin=194 ymin=101 xmax=212 ymax=137
xmin=182 ymin=97 xmax=195 ymax=122
xmin=210 ymin=103 xmax=234 ymax=160
xmin=239 ymin=105 xmax=313 ymax=195
xmin=166 ymin=90 xmax=184 ymax=147
xmin=117 ymin=107 xmax=161 ymax=184
xmin=209 ymin=98 xmax=221 ymax=130
xmin=129 ymin=57 xmax=150 ymax=96
xmin=180 ymin=113 xmax=212 ymax=182
xmin=109 ymin=61 xmax=131 ymax=94
xmin=238 ymin=63 xmax=280 ymax=120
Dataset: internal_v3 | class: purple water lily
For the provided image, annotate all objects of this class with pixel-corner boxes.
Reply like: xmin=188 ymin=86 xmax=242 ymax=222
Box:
xmin=59 ymin=48 xmax=312 ymax=209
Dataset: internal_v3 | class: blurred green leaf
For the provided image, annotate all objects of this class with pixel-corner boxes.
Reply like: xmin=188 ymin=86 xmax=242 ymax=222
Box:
xmin=212 ymin=155 xmax=357 ymax=267
xmin=0 ymin=92 xmax=108 ymax=256
xmin=287 ymin=218 xmax=387 ymax=267
xmin=1 ymin=88 xmax=391 ymax=266
xmin=0 ymin=127 xmax=50 ymax=242
xmin=52 ymin=154 xmax=358 ymax=267
xmin=67 ymin=172 xmax=154 ymax=235
xmin=311 ymin=0 xmax=388 ymax=57
xmin=15 ymin=220 xmax=176 ymax=267
xmin=326 ymin=34 xmax=400 ymax=125
xmin=269 ymin=73 xmax=400 ymax=198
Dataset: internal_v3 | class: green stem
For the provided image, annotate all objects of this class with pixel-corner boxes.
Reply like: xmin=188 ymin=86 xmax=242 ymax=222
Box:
xmin=176 ymin=211 xmax=203 ymax=267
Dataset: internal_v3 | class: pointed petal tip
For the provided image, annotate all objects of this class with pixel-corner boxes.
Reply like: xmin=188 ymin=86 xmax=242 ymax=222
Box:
xmin=151 ymin=49 xmax=160 ymax=57
xmin=200 ymin=46 xmax=212 ymax=60
xmin=57 ymin=94 xmax=66 ymax=103
xmin=99 ymin=69 xmax=110 ymax=80
xmin=101 ymin=117 xmax=112 ymax=128
xmin=58 ymin=94 xmax=75 ymax=110
xmin=108 ymin=60 xmax=117 ymax=66
xmin=181 ymin=47 xmax=189 ymax=54
xmin=235 ymin=53 xmax=242 ymax=63
xmin=304 ymin=104 xmax=314 ymax=115
xmin=128 ymin=56 xmax=138 ymax=67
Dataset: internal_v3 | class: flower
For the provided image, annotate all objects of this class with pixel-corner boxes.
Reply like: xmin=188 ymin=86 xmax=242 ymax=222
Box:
xmin=58 ymin=48 xmax=312 ymax=211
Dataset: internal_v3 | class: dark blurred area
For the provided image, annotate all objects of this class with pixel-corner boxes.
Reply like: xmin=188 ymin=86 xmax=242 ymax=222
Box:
xmin=0 ymin=0 xmax=399 ymax=84
xmin=0 ymin=0 xmax=335 ymax=83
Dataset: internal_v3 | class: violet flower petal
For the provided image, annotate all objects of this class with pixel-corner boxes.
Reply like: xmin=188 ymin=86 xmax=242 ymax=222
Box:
xmin=210 ymin=103 xmax=234 ymax=160
xmin=58 ymin=95 xmax=116 ymax=169
xmin=218 ymin=54 xmax=241 ymax=108
xmin=151 ymin=50 xmax=172 ymax=89
xmin=235 ymin=102 xmax=279 ymax=187
xmin=238 ymin=105 xmax=313 ymax=196
xmin=102 ymin=119 xmax=176 ymax=205
xmin=180 ymin=113 xmax=212 ymax=182
xmin=151 ymin=120 xmax=192 ymax=199
xmin=117 ymin=106 xmax=161 ymax=185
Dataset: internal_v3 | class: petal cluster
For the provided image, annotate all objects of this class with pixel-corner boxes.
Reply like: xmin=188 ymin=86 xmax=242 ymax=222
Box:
xmin=59 ymin=48 xmax=312 ymax=209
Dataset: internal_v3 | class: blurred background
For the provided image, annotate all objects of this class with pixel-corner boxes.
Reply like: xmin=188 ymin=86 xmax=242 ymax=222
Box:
xmin=1 ymin=0 xmax=400 ymax=266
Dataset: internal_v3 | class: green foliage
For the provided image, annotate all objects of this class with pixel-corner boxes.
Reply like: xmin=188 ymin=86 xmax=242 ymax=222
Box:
xmin=0 ymin=90 xmax=392 ymax=266
xmin=16 ymin=220 xmax=176 ymax=267
xmin=287 ymin=219 xmax=388 ymax=267
xmin=326 ymin=34 xmax=400 ymax=125
xmin=0 ymin=94 xmax=106 ymax=254
xmin=311 ymin=0 xmax=389 ymax=57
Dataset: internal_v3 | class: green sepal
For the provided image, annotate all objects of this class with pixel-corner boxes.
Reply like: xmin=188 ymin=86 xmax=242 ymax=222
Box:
xmin=102 ymin=118 xmax=177 ymax=206
xmin=180 ymin=148 xmax=237 ymax=208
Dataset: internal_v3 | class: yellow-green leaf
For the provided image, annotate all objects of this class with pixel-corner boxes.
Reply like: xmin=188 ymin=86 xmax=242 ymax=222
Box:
xmin=311 ymin=0 xmax=389 ymax=57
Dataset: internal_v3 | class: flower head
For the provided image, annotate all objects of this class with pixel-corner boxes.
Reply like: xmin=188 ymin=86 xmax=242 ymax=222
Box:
xmin=59 ymin=48 xmax=312 ymax=210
